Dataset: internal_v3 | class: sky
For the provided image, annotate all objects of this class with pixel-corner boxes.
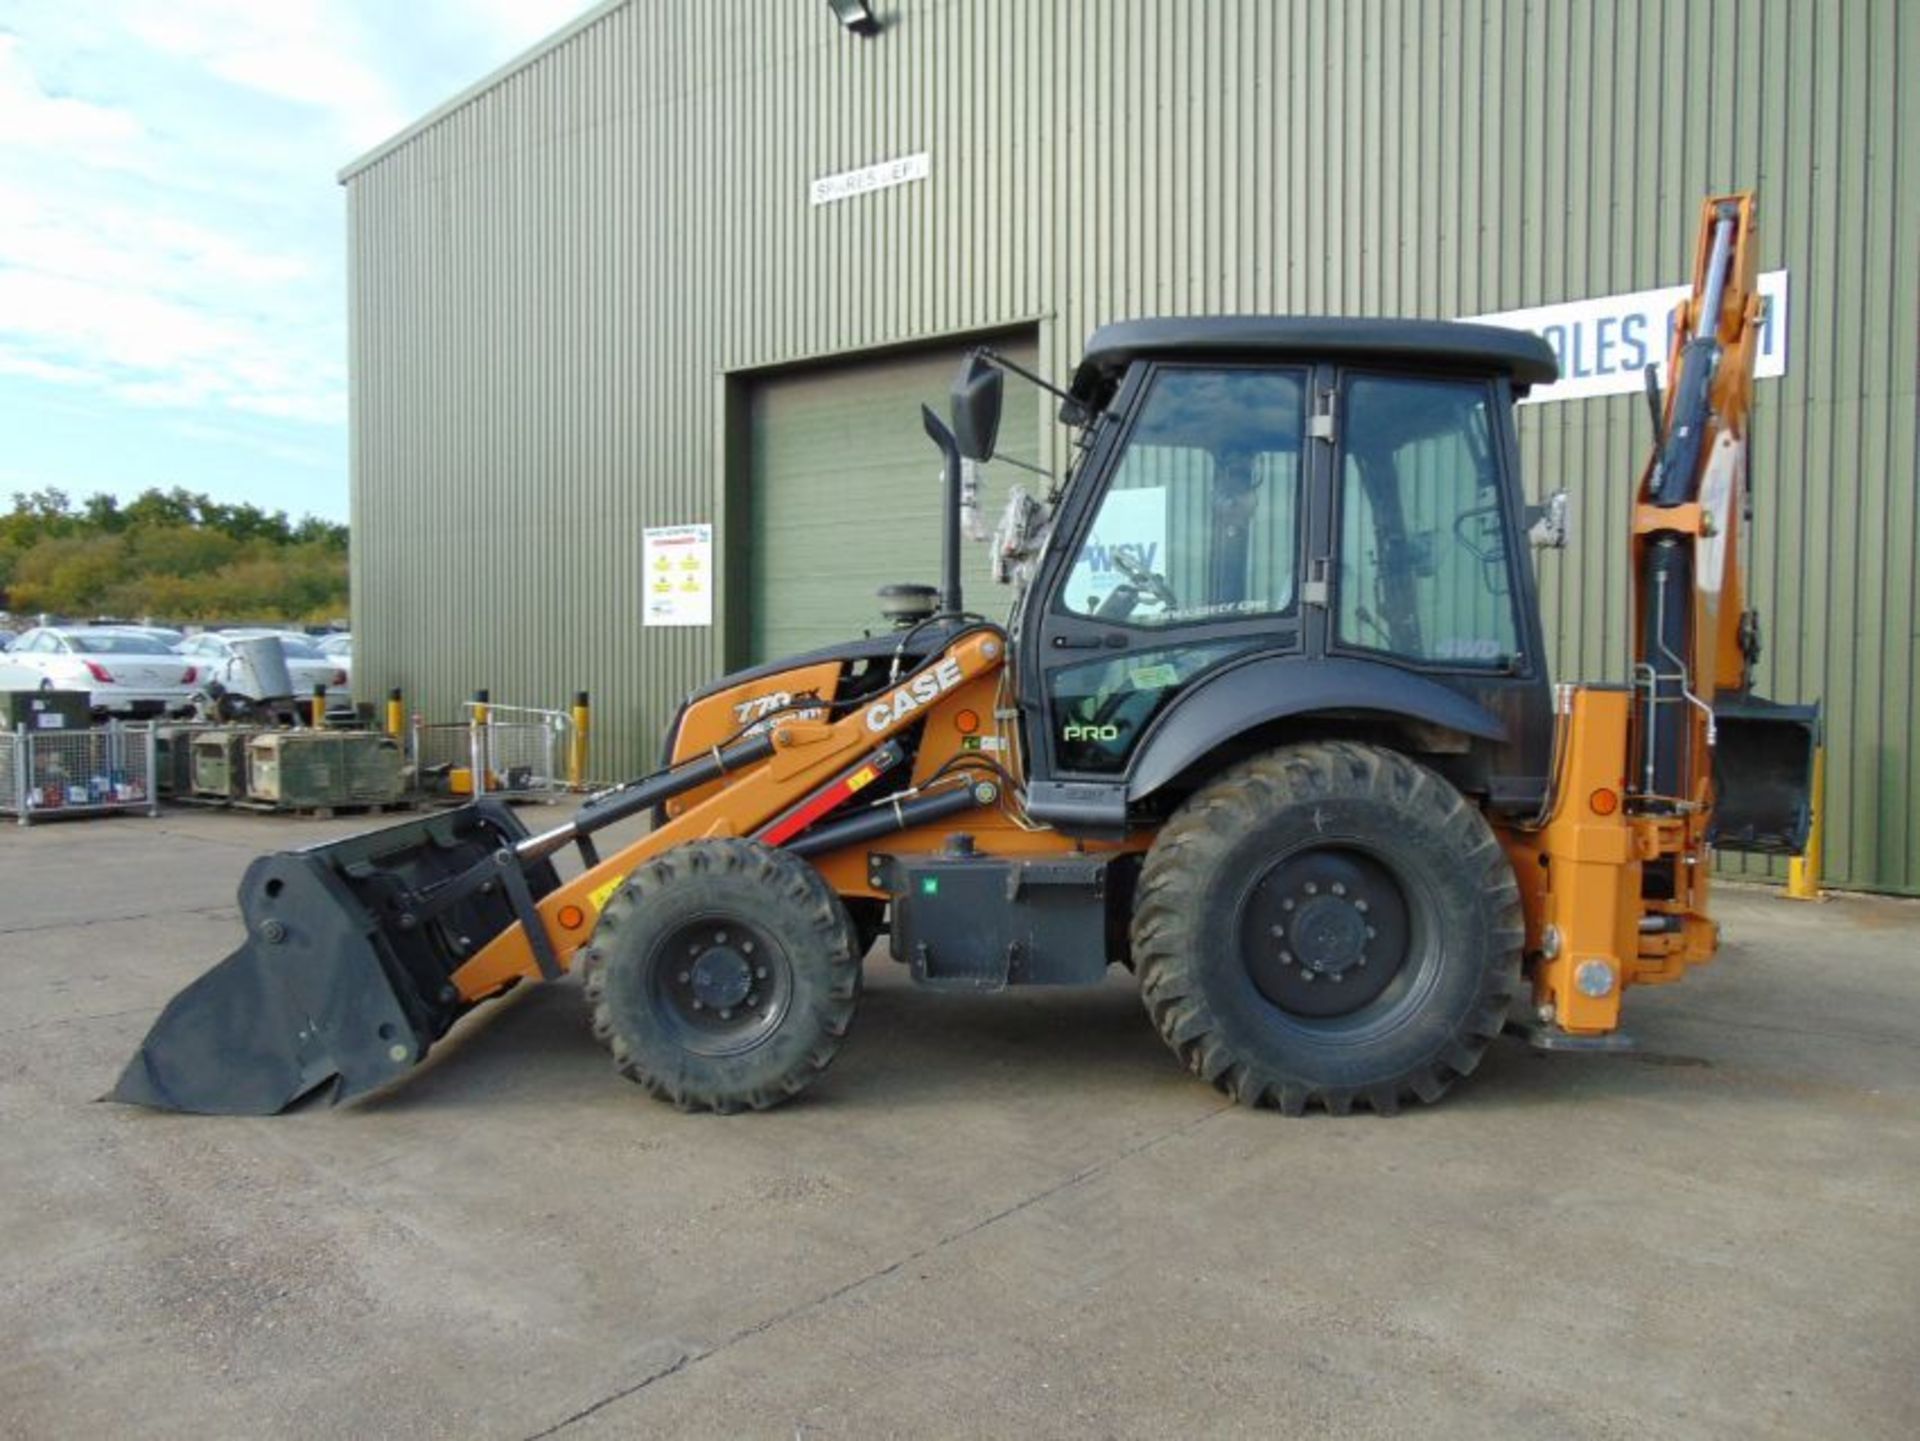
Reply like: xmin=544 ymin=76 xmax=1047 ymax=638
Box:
xmin=0 ymin=0 xmax=596 ymax=524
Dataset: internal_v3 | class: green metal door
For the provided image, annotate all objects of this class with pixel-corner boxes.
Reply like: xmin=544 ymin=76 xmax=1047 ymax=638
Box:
xmin=746 ymin=336 xmax=1040 ymax=663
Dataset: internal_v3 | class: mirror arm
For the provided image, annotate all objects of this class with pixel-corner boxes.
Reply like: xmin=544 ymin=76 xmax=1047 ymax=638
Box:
xmin=978 ymin=347 xmax=1090 ymax=424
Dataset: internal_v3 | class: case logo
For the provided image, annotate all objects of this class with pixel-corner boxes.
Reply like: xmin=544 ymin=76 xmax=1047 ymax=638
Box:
xmin=865 ymin=657 xmax=964 ymax=732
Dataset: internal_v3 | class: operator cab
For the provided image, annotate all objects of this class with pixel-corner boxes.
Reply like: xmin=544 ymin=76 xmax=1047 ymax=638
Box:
xmin=961 ymin=317 xmax=1561 ymax=835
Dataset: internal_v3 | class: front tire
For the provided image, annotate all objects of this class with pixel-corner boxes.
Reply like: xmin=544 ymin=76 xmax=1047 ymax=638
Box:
xmin=1132 ymin=741 xmax=1521 ymax=1115
xmin=581 ymin=839 xmax=861 ymax=1113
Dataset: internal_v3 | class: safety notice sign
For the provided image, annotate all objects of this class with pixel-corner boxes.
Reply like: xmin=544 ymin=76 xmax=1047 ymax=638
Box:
xmin=643 ymin=523 xmax=713 ymax=627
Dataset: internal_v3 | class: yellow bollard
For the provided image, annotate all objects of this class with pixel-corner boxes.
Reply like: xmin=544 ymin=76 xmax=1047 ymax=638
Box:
xmin=310 ymin=684 xmax=327 ymax=729
xmin=471 ymin=689 xmax=491 ymax=795
xmin=569 ymin=690 xmax=591 ymax=790
xmin=1784 ymin=745 xmax=1826 ymax=902
xmin=385 ymin=687 xmax=405 ymax=738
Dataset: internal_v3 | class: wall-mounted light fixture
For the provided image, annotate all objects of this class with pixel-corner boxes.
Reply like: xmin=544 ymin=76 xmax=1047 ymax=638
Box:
xmin=826 ymin=0 xmax=881 ymax=38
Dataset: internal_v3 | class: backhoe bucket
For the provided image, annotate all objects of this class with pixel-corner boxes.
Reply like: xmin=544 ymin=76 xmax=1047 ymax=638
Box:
xmin=112 ymin=801 xmax=559 ymax=1115
xmin=1709 ymin=695 xmax=1821 ymax=857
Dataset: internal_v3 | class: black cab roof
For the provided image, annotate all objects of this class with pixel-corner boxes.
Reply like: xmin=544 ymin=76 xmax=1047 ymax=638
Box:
xmin=1069 ymin=315 xmax=1559 ymax=412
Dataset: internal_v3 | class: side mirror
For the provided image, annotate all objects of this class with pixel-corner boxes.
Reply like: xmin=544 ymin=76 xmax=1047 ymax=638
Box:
xmin=1527 ymin=490 xmax=1571 ymax=549
xmin=950 ymin=352 xmax=1004 ymax=462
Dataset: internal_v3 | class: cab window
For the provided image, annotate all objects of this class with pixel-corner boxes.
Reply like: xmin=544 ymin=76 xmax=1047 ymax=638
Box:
xmin=1058 ymin=367 xmax=1305 ymax=628
xmin=1335 ymin=375 xmax=1522 ymax=668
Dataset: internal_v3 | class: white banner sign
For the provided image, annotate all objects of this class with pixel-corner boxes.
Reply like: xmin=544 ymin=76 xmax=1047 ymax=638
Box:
xmin=810 ymin=152 xmax=929 ymax=206
xmin=643 ymin=523 xmax=713 ymax=627
xmin=1463 ymin=269 xmax=1788 ymax=405
xmin=1068 ymin=489 xmax=1168 ymax=615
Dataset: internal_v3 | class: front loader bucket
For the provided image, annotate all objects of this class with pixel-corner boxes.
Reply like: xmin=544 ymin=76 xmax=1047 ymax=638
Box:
xmin=112 ymin=801 xmax=559 ymax=1115
xmin=1709 ymin=694 xmax=1821 ymax=857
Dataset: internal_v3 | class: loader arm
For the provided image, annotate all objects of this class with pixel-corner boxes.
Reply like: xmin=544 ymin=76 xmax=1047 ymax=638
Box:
xmin=448 ymin=627 xmax=1008 ymax=1000
xmin=112 ymin=627 xmax=1010 ymax=1113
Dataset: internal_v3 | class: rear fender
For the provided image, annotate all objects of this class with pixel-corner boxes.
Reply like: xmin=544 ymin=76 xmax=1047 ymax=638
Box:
xmin=1125 ymin=655 xmax=1507 ymax=801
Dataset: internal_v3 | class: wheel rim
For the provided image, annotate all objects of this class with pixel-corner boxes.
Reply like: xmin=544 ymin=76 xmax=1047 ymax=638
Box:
xmin=646 ymin=915 xmax=794 ymax=1057
xmin=1236 ymin=845 xmax=1427 ymax=1025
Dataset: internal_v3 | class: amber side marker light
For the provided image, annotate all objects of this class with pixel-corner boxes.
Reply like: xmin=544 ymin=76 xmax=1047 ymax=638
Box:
xmin=1589 ymin=788 xmax=1621 ymax=816
xmin=954 ymin=708 xmax=981 ymax=735
xmin=557 ymin=904 xmax=587 ymax=931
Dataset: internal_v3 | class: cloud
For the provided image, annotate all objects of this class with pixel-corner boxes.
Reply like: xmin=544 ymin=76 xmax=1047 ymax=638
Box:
xmin=119 ymin=1 xmax=408 ymax=148
xmin=0 ymin=34 xmax=144 ymax=155
xmin=0 ymin=0 xmax=599 ymax=512
xmin=457 ymin=0 xmax=605 ymax=52
xmin=0 ymin=170 xmax=345 ymax=426
xmin=0 ymin=11 xmax=355 ymax=432
xmin=0 ymin=350 xmax=95 ymax=386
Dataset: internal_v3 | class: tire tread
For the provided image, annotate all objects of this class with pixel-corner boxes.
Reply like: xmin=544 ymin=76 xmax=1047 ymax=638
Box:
xmin=1132 ymin=741 xmax=1521 ymax=1116
xmin=579 ymin=839 xmax=860 ymax=1113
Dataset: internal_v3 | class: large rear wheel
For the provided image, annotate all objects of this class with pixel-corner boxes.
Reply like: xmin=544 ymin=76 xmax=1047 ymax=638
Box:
xmin=1133 ymin=741 xmax=1521 ymax=1115
xmin=581 ymin=839 xmax=861 ymax=1112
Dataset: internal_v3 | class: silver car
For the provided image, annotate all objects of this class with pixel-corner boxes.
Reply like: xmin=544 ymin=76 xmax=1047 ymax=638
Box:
xmin=180 ymin=630 xmax=351 ymax=703
xmin=2 ymin=627 xmax=205 ymax=715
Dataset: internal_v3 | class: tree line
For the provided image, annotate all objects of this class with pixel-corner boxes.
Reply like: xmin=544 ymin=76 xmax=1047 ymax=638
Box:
xmin=0 ymin=488 xmax=348 ymax=623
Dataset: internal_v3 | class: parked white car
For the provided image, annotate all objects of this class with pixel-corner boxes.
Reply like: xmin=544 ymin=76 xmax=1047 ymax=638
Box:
xmin=180 ymin=630 xmax=351 ymax=703
xmin=2 ymin=627 xmax=204 ymax=715
xmin=99 ymin=624 xmax=187 ymax=651
xmin=317 ymin=633 xmax=352 ymax=685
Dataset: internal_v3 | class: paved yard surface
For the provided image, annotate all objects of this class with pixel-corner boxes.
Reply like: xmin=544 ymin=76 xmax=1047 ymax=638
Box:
xmin=1 ymin=805 xmax=1916 ymax=1439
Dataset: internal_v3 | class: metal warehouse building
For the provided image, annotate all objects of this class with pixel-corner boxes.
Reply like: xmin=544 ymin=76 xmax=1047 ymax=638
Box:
xmin=341 ymin=0 xmax=1919 ymax=893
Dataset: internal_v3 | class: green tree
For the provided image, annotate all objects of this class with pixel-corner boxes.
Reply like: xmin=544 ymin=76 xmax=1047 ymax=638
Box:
xmin=0 ymin=487 xmax=347 ymax=622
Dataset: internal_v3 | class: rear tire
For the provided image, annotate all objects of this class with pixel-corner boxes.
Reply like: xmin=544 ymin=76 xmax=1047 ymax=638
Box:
xmin=580 ymin=839 xmax=861 ymax=1113
xmin=1132 ymin=741 xmax=1521 ymax=1115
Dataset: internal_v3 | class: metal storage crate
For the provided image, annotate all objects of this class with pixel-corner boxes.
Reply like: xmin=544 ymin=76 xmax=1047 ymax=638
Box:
xmin=2 ymin=722 xmax=158 ymax=825
xmin=245 ymin=731 xmax=406 ymax=810
xmin=191 ymin=729 xmax=255 ymax=799
xmin=152 ymin=722 xmax=218 ymax=798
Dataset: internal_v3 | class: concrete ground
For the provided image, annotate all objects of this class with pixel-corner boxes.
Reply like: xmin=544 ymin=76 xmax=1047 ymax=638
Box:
xmin=1 ymin=805 xmax=1916 ymax=1441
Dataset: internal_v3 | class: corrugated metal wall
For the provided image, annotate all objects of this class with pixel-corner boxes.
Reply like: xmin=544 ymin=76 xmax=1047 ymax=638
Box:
xmin=346 ymin=0 xmax=1920 ymax=892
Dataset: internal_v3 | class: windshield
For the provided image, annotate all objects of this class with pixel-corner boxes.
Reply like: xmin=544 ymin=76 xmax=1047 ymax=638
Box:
xmin=66 ymin=632 xmax=180 ymax=656
xmin=1057 ymin=366 xmax=1306 ymax=627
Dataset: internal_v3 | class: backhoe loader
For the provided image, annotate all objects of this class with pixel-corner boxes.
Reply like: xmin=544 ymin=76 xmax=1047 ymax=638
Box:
xmin=115 ymin=193 xmax=1816 ymax=1117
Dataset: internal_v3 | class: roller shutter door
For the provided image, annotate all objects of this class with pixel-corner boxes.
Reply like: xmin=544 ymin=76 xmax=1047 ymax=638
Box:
xmin=746 ymin=336 xmax=1039 ymax=662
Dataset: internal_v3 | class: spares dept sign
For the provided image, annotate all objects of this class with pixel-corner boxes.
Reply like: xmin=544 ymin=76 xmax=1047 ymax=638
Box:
xmin=1464 ymin=269 xmax=1788 ymax=405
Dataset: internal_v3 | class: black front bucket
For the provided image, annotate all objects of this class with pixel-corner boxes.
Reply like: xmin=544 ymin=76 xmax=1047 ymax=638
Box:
xmin=1709 ymin=693 xmax=1821 ymax=857
xmin=112 ymin=801 xmax=558 ymax=1115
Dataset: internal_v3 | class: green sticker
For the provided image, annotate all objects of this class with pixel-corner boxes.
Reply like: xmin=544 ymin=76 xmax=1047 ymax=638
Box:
xmin=1129 ymin=663 xmax=1180 ymax=690
xmin=921 ymin=877 xmax=940 ymax=896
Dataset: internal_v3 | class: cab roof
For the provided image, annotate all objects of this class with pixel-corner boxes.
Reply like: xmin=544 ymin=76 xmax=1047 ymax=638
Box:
xmin=1069 ymin=315 xmax=1559 ymax=412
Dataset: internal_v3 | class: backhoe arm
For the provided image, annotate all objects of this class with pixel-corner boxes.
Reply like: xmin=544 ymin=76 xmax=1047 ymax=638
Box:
xmin=1630 ymin=192 xmax=1766 ymax=811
